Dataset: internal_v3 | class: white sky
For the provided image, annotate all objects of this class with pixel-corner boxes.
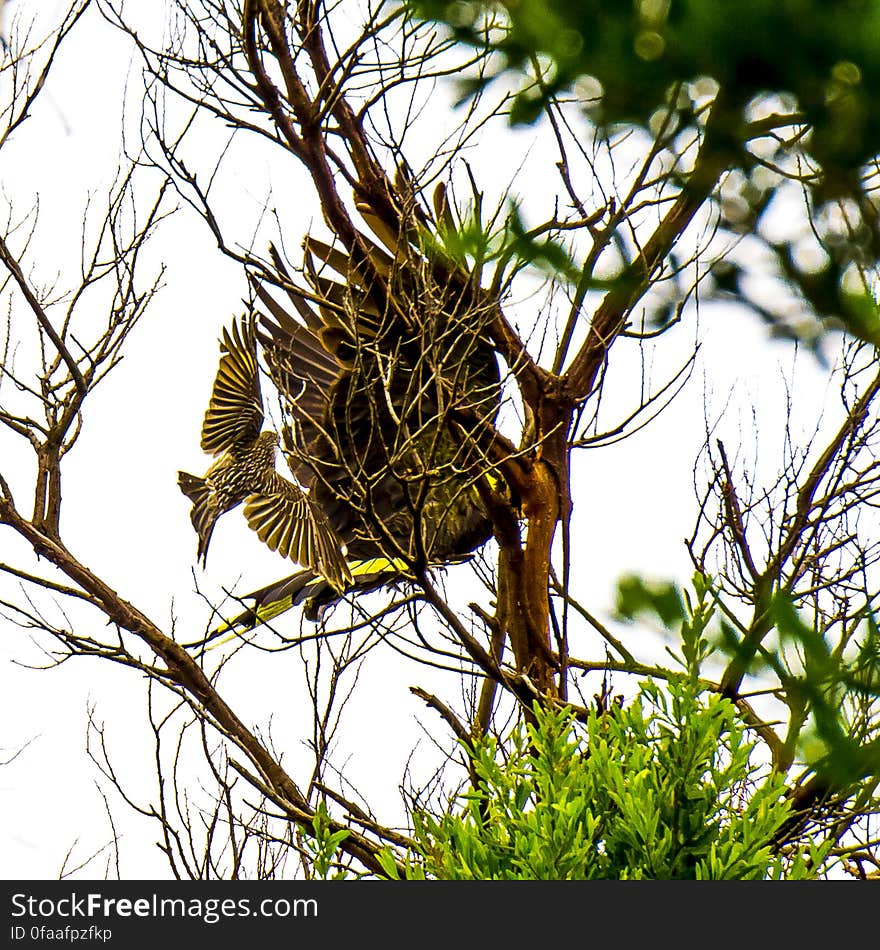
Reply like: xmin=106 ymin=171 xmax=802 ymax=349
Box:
xmin=0 ymin=2 xmax=839 ymax=878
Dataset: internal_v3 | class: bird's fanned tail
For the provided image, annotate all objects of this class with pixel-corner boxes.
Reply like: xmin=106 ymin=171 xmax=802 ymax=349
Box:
xmin=177 ymin=470 xmax=217 ymax=565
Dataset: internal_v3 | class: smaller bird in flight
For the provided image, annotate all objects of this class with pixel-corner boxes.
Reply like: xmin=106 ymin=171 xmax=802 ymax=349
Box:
xmin=178 ymin=315 xmax=350 ymax=592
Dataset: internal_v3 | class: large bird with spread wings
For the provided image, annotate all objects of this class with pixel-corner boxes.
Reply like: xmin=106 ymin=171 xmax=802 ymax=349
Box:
xmin=191 ymin=186 xmax=501 ymax=633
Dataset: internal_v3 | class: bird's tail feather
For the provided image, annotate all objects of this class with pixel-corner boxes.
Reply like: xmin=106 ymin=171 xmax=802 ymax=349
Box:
xmin=178 ymin=471 xmax=216 ymax=565
xmin=178 ymin=470 xmax=207 ymax=504
xmin=211 ymin=558 xmax=408 ymax=636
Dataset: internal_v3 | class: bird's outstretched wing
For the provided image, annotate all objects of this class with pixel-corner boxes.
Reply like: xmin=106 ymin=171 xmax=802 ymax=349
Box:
xmin=251 ymin=277 xmax=340 ymax=433
xmin=243 ymin=472 xmax=351 ymax=593
xmin=200 ymin=316 xmax=264 ymax=455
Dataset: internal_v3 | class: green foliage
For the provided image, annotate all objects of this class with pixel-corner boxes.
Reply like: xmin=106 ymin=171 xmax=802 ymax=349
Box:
xmin=422 ymin=191 xmax=606 ymax=291
xmin=616 ymin=571 xmax=721 ymax=678
xmin=618 ymin=572 xmax=880 ymax=809
xmin=406 ymin=679 xmax=824 ymax=879
xmin=303 ymin=801 xmax=353 ymax=880
xmin=407 ymin=0 xmax=880 ymax=351
xmin=408 ymin=0 xmax=880 ymax=173
xmin=759 ymin=595 xmax=880 ymax=790
xmin=616 ymin=573 xmax=687 ymax=629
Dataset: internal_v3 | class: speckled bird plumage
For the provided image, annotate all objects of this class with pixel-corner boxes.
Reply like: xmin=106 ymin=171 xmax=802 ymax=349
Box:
xmin=178 ymin=316 xmax=350 ymax=591
xmin=216 ymin=197 xmax=505 ymax=629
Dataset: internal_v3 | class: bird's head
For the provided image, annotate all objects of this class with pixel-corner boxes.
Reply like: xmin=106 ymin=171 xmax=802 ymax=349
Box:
xmin=255 ymin=430 xmax=280 ymax=459
xmin=258 ymin=430 xmax=280 ymax=447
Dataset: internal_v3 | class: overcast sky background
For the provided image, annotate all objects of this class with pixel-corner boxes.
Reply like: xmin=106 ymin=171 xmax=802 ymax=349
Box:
xmin=0 ymin=1 xmax=838 ymax=879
